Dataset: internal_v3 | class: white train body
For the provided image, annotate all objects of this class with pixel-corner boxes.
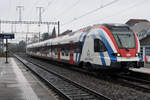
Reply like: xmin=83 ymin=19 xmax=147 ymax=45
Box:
xmin=27 ymin=24 xmax=144 ymax=69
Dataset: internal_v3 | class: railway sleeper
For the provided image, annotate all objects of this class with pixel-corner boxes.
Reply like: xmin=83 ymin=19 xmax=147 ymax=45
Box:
xmin=70 ymin=95 xmax=96 ymax=100
xmin=58 ymin=88 xmax=80 ymax=92
xmin=64 ymin=91 xmax=87 ymax=96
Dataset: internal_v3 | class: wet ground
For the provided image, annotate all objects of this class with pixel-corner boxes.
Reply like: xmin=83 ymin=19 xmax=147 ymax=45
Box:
xmin=130 ymin=67 xmax=150 ymax=74
xmin=0 ymin=57 xmax=57 ymax=100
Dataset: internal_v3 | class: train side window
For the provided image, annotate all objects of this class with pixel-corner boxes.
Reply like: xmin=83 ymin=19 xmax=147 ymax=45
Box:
xmin=52 ymin=45 xmax=57 ymax=55
xmin=61 ymin=46 xmax=65 ymax=56
xmin=64 ymin=44 xmax=69 ymax=56
xmin=74 ymin=42 xmax=82 ymax=53
xmin=51 ymin=45 xmax=54 ymax=53
xmin=94 ymin=39 xmax=107 ymax=52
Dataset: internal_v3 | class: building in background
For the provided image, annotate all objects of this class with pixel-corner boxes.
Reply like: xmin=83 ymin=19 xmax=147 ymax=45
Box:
xmin=126 ymin=19 xmax=150 ymax=65
xmin=0 ymin=39 xmax=4 ymax=53
xmin=126 ymin=19 xmax=149 ymax=27
xmin=126 ymin=19 xmax=150 ymax=39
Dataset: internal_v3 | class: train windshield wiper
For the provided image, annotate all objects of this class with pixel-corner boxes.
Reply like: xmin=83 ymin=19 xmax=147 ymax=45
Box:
xmin=125 ymin=47 xmax=129 ymax=51
xmin=116 ymin=34 xmax=123 ymax=48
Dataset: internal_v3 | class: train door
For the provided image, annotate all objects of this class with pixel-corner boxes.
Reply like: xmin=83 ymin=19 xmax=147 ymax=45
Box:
xmin=57 ymin=44 xmax=61 ymax=61
xmin=93 ymin=38 xmax=108 ymax=66
xmin=70 ymin=42 xmax=74 ymax=64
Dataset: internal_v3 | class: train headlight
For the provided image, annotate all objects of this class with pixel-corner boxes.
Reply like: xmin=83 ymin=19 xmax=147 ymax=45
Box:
xmin=117 ymin=53 xmax=121 ymax=57
xmin=112 ymin=53 xmax=121 ymax=57
xmin=135 ymin=53 xmax=139 ymax=57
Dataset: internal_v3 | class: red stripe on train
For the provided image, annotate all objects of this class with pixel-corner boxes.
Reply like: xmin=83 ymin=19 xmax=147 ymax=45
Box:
xmin=95 ymin=25 xmax=137 ymax=57
xmin=134 ymin=32 xmax=138 ymax=53
xmin=58 ymin=45 xmax=61 ymax=61
xmin=119 ymin=33 xmax=138 ymax=57
xmin=100 ymin=26 xmax=119 ymax=52
xmin=70 ymin=42 xmax=74 ymax=64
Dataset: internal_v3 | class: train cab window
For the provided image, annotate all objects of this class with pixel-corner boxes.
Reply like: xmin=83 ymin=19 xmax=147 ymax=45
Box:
xmin=94 ymin=39 xmax=107 ymax=52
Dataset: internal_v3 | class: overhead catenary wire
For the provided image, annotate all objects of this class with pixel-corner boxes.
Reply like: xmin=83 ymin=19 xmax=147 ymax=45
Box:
xmin=41 ymin=0 xmax=55 ymax=14
xmin=56 ymin=0 xmax=80 ymax=18
xmin=87 ymin=0 xmax=147 ymax=25
xmin=25 ymin=0 xmax=40 ymax=17
xmin=62 ymin=0 xmax=119 ymax=26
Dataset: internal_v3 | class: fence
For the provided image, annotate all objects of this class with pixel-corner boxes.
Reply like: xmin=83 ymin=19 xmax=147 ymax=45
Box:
xmin=141 ymin=46 xmax=150 ymax=66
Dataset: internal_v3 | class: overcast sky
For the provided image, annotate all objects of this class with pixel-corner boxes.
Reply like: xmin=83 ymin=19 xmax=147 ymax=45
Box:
xmin=0 ymin=0 xmax=150 ymax=43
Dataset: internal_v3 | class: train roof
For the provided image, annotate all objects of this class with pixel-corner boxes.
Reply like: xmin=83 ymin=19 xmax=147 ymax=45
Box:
xmin=102 ymin=23 xmax=129 ymax=28
xmin=27 ymin=23 xmax=129 ymax=48
xmin=27 ymin=39 xmax=52 ymax=48
xmin=102 ymin=23 xmax=128 ymax=27
xmin=27 ymin=29 xmax=86 ymax=48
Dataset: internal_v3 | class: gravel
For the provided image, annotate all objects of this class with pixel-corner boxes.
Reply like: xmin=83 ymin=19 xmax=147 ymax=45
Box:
xmin=19 ymin=54 xmax=150 ymax=100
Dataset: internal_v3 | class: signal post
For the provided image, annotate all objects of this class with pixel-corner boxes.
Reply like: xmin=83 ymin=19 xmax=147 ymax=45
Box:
xmin=0 ymin=33 xmax=14 ymax=63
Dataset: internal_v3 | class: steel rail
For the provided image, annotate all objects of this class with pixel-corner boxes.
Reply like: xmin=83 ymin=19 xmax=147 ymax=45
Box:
xmin=14 ymin=54 xmax=111 ymax=100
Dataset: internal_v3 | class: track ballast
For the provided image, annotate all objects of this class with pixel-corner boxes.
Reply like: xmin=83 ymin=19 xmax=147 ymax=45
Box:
xmin=14 ymin=54 xmax=111 ymax=100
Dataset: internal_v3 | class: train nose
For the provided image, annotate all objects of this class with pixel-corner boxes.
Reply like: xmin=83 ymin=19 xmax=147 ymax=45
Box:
xmin=119 ymin=49 xmax=137 ymax=57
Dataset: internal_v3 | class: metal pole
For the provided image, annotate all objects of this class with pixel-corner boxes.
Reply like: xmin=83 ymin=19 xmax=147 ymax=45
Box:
xmin=2 ymin=39 xmax=4 ymax=54
xmin=39 ymin=24 xmax=40 ymax=42
xmin=0 ymin=20 xmax=1 ymax=33
xmin=11 ymin=24 xmax=13 ymax=33
xmin=37 ymin=7 xmax=43 ymax=42
xmin=16 ymin=6 xmax=24 ymax=22
xmin=143 ymin=46 xmax=145 ymax=62
xmin=5 ymin=39 xmax=8 ymax=63
xmin=0 ymin=20 xmax=1 ymax=54
xmin=26 ymin=24 xmax=29 ymax=52
xmin=58 ymin=21 xmax=60 ymax=36
xmin=39 ymin=9 xmax=41 ymax=42
xmin=47 ymin=24 xmax=49 ymax=33
xmin=36 ymin=7 xmax=43 ymax=22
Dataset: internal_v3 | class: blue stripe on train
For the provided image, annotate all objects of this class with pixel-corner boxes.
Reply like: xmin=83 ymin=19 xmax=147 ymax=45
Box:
xmin=75 ymin=33 xmax=84 ymax=62
xmin=92 ymin=34 xmax=106 ymax=66
xmin=78 ymin=34 xmax=87 ymax=62
xmin=97 ymin=30 xmax=117 ymax=62
xmin=100 ymin=52 xmax=106 ymax=66
xmin=78 ymin=32 xmax=90 ymax=62
xmin=77 ymin=29 xmax=117 ymax=65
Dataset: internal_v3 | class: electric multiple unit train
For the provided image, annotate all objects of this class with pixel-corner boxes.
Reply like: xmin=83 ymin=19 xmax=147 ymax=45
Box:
xmin=26 ymin=23 xmax=144 ymax=70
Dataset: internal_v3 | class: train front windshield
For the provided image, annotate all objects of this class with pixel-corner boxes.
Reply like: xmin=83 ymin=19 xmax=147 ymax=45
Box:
xmin=109 ymin=26 xmax=136 ymax=49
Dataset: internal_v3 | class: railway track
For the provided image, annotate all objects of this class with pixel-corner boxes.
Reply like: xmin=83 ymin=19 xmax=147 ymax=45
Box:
xmin=113 ymin=73 xmax=150 ymax=93
xmin=14 ymin=54 xmax=111 ymax=100
xmin=126 ymin=70 xmax=150 ymax=81
xmin=17 ymin=53 xmax=150 ymax=93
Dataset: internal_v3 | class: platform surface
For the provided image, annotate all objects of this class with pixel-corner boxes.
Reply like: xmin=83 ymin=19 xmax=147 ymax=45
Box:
xmin=0 ymin=57 xmax=57 ymax=100
xmin=130 ymin=67 xmax=150 ymax=74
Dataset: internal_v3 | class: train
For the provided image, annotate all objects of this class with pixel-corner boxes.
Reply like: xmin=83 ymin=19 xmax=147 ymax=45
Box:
xmin=26 ymin=23 xmax=144 ymax=70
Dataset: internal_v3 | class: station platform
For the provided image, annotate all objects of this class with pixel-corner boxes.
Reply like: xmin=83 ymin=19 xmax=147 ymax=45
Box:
xmin=130 ymin=67 xmax=150 ymax=74
xmin=0 ymin=57 xmax=57 ymax=100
